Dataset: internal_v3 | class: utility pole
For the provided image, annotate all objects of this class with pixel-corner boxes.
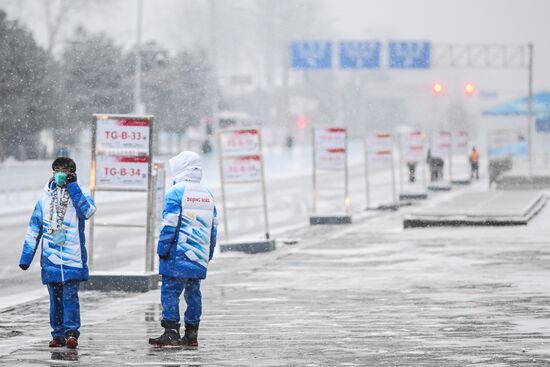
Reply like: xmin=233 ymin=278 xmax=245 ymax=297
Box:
xmin=209 ymin=0 xmax=219 ymax=130
xmin=133 ymin=0 xmax=144 ymax=114
xmin=527 ymin=43 xmax=534 ymax=175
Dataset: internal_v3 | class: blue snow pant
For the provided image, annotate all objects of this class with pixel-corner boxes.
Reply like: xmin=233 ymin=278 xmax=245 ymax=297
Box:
xmin=47 ymin=281 xmax=81 ymax=338
xmin=161 ymin=276 xmax=202 ymax=325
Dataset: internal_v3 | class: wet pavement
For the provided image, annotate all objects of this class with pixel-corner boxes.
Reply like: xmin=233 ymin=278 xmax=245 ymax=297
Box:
xmin=2 ymin=192 xmax=550 ymax=366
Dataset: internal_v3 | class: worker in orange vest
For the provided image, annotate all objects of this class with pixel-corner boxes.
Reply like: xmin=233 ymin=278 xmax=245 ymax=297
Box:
xmin=469 ymin=147 xmax=480 ymax=180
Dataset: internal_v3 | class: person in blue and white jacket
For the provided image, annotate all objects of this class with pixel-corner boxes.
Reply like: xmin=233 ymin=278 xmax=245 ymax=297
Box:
xmin=149 ymin=151 xmax=217 ymax=348
xmin=19 ymin=157 xmax=96 ymax=349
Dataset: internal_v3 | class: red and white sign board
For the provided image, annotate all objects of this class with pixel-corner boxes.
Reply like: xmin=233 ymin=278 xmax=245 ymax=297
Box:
xmin=220 ymin=129 xmax=260 ymax=155
xmin=96 ymin=119 xmax=150 ymax=152
xmin=316 ymin=148 xmax=347 ymax=170
xmin=94 ymin=117 xmax=151 ymax=189
xmin=366 ymin=133 xmax=393 ymax=163
xmin=401 ymin=131 xmax=425 ymax=162
xmin=96 ymin=155 xmax=149 ymax=188
xmin=453 ymin=131 xmax=469 ymax=155
xmin=222 ymin=155 xmax=262 ymax=182
xmin=315 ymin=127 xmax=346 ymax=148
xmin=315 ymin=127 xmax=347 ymax=170
xmin=216 ymin=126 xmax=271 ymax=240
xmin=432 ymin=130 xmax=451 ymax=157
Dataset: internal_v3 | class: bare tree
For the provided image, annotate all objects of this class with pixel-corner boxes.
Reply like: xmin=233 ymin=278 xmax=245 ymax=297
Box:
xmin=41 ymin=0 xmax=108 ymax=55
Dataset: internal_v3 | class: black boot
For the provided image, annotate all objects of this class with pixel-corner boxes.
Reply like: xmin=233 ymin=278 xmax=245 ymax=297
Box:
xmin=148 ymin=320 xmax=181 ymax=347
xmin=181 ymin=323 xmax=199 ymax=347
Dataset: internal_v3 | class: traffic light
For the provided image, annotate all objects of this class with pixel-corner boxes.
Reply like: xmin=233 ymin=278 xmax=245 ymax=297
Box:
xmin=464 ymin=82 xmax=476 ymax=96
xmin=296 ymin=114 xmax=307 ymax=129
xmin=432 ymin=82 xmax=444 ymax=95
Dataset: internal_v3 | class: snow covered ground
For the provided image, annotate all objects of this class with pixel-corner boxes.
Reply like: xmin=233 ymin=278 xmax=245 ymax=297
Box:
xmin=1 ymin=182 xmax=550 ymax=365
xmin=0 ymin=140 xmax=396 ymax=304
xmin=2 ymin=137 xmax=549 ymax=365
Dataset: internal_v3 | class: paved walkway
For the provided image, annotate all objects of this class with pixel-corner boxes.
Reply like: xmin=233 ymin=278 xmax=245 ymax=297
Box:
xmin=2 ymin=194 xmax=550 ymax=366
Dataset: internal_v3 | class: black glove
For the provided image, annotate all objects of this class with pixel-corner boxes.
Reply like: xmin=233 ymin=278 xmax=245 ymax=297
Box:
xmin=19 ymin=264 xmax=29 ymax=271
xmin=159 ymin=255 xmax=169 ymax=260
xmin=67 ymin=172 xmax=77 ymax=184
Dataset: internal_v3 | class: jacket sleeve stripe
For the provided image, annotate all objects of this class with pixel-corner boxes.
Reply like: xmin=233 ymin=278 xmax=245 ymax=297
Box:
xmin=157 ymin=187 xmax=184 ymax=257
xmin=20 ymin=200 xmax=43 ymax=266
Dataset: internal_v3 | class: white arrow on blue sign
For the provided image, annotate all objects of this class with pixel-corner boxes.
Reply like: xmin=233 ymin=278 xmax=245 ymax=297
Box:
xmin=389 ymin=41 xmax=431 ymax=69
xmin=290 ymin=41 xmax=332 ymax=69
xmin=339 ymin=41 xmax=381 ymax=69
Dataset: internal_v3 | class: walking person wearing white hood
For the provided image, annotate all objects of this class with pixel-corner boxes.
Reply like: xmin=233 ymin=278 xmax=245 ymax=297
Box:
xmin=149 ymin=151 xmax=218 ymax=347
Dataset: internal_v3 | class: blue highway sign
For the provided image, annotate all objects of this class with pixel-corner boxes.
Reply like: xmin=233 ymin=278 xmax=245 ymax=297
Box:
xmin=291 ymin=41 xmax=332 ymax=69
xmin=389 ymin=41 xmax=431 ymax=69
xmin=339 ymin=41 xmax=381 ymax=69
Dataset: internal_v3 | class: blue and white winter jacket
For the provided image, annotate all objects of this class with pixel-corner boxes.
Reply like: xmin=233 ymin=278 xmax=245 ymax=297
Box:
xmin=19 ymin=180 xmax=96 ymax=284
xmin=157 ymin=151 xmax=218 ymax=279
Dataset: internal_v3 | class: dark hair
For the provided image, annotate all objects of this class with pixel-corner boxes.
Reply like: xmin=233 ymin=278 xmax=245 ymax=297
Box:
xmin=52 ymin=157 xmax=76 ymax=172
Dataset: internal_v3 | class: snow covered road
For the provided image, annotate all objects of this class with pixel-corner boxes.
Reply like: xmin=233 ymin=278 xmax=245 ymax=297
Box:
xmin=1 ymin=188 xmax=550 ymax=365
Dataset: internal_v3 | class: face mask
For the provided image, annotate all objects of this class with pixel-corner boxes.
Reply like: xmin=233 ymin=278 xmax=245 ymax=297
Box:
xmin=54 ymin=172 xmax=68 ymax=186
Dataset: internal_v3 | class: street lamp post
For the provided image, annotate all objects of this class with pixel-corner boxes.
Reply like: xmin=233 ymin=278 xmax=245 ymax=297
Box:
xmin=209 ymin=0 xmax=219 ymax=132
xmin=134 ymin=0 xmax=144 ymax=114
xmin=527 ymin=43 xmax=533 ymax=175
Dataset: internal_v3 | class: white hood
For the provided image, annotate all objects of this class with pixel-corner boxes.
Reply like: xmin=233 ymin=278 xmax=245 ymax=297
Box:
xmin=169 ymin=151 xmax=202 ymax=184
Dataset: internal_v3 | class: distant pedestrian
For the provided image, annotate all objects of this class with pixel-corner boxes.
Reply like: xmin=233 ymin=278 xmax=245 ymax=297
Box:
xmin=285 ymin=135 xmax=294 ymax=149
xmin=469 ymin=147 xmax=480 ymax=180
xmin=149 ymin=151 xmax=218 ymax=348
xmin=407 ymin=161 xmax=417 ymax=183
xmin=19 ymin=157 xmax=96 ymax=349
xmin=427 ymin=149 xmax=444 ymax=182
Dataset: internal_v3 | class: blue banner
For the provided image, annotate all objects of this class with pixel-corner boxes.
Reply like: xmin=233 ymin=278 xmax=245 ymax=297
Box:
xmin=339 ymin=41 xmax=381 ymax=69
xmin=291 ymin=41 xmax=332 ymax=69
xmin=389 ymin=41 xmax=431 ymax=69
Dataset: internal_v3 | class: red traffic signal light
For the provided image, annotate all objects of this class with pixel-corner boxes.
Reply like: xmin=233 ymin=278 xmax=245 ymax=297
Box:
xmin=432 ymin=82 xmax=444 ymax=95
xmin=296 ymin=114 xmax=307 ymax=129
xmin=464 ymin=82 xmax=476 ymax=96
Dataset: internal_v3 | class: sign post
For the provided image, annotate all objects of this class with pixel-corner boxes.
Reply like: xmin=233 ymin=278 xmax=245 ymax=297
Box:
xmin=217 ymin=127 xmax=275 ymax=254
xmin=310 ymin=127 xmax=351 ymax=225
xmin=399 ymin=131 xmax=428 ymax=200
xmin=364 ymin=132 xmax=397 ymax=210
xmin=451 ymin=131 xmax=471 ymax=184
xmin=85 ymin=113 xmax=160 ymax=292
xmin=151 ymin=161 xmax=166 ymax=255
xmin=428 ymin=130 xmax=452 ymax=191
